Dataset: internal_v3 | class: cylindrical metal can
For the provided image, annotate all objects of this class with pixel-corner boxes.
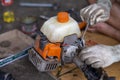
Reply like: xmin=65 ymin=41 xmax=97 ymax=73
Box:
xmin=21 ymin=16 xmax=37 ymax=36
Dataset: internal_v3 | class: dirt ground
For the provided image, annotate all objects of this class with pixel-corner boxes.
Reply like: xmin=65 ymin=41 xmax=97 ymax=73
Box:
xmin=0 ymin=0 xmax=88 ymax=80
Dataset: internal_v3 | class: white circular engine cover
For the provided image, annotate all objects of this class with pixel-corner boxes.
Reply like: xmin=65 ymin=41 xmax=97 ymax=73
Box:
xmin=40 ymin=16 xmax=81 ymax=43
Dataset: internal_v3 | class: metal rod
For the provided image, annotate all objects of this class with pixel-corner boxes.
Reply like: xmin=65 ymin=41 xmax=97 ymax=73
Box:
xmin=39 ymin=15 xmax=49 ymax=20
xmin=81 ymin=22 xmax=90 ymax=40
xmin=20 ymin=3 xmax=53 ymax=7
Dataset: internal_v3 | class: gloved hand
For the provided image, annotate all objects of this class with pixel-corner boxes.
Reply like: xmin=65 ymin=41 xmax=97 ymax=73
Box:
xmin=80 ymin=44 xmax=120 ymax=68
xmin=80 ymin=3 xmax=110 ymax=25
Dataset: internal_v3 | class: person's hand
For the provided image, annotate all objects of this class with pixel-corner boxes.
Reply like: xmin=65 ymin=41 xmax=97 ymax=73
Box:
xmin=80 ymin=44 xmax=120 ymax=68
xmin=80 ymin=4 xmax=110 ymax=25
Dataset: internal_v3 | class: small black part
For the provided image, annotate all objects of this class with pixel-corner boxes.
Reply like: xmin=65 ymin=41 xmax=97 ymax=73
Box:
xmin=108 ymin=77 xmax=116 ymax=80
xmin=0 ymin=70 xmax=15 ymax=80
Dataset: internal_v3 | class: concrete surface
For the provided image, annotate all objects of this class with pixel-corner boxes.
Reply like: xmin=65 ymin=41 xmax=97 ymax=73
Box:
xmin=0 ymin=0 xmax=88 ymax=80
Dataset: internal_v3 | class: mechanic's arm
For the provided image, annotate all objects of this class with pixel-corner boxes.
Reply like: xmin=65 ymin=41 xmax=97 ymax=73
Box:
xmin=80 ymin=44 xmax=120 ymax=68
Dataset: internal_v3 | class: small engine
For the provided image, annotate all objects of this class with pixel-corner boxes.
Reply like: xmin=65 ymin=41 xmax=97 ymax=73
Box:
xmin=29 ymin=32 xmax=61 ymax=72
xmin=28 ymin=11 xmax=115 ymax=80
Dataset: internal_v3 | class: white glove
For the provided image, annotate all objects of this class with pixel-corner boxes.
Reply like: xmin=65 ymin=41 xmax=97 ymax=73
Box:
xmin=80 ymin=44 xmax=120 ymax=68
xmin=80 ymin=3 xmax=110 ymax=25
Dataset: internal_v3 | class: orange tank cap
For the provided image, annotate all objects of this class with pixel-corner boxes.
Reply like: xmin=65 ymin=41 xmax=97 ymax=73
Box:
xmin=57 ymin=12 xmax=69 ymax=23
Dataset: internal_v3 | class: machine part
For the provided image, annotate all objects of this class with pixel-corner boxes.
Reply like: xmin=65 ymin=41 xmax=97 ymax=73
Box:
xmin=28 ymin=11 xmax=115 ymax=79
xmin=39 ymin=15 xmax=49 ymax=20
xmin=19 ymin=2 xmax=59 ymax=10
xmin=56 ymin=66 xmax=62 ymax=77
xmin=57 ymin=67 xmax=77 ymax=78
xmin=0 ymin=70 xmax=15 ymax=80
xmin=37 ymin=43 xmax=61 ymax=60
xmin=66 ymin=9 xmax=82 ymax=22
xmin=62 ymin=34 xmax=79 ymax=64
xmin=62 ymin=45 xmax=78 ymax=64
xmin=73 ymin=56 xmax=109 ymax=80
xmin=28 ymin=31 xmax=61 ymax=72
xmin=36 ymin=31 xmax=49 ymax=50
xmin=21 ymin=16 xmax=37 ymax=36
xmin=81 ymin=20 xmax=90 ymax=41
xmin=34 ymin=34 xmax=61 ymax=61
xmin=78 ymin=22 xmax=86 ymax=30
xmin=62 ymin=34 xmax=84 ymax=64
xmin=66 ymin=9 xmax=86 ymax=29
xmin=40 ymin=12 xmax=81 ymax=43
xmin=28 ymin=48 xmax=58 ymax=72
xmin=0 ymin=47 xmax=31 ymax=67
xmin=108 ymin=77 xmax=116 ymax=80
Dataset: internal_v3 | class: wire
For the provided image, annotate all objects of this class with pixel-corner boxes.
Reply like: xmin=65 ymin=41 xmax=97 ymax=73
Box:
xmin=56 ymin=66 xmax=63 ymax=78
xmin=81 ymin=19 xmax=90 ymax=40
xmin=57 ymin=67 xmax=78 ymax=78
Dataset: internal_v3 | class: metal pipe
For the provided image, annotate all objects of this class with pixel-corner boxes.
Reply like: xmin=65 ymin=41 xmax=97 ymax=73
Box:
xmin=20 ymin=2 xmax=53 ymax=7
